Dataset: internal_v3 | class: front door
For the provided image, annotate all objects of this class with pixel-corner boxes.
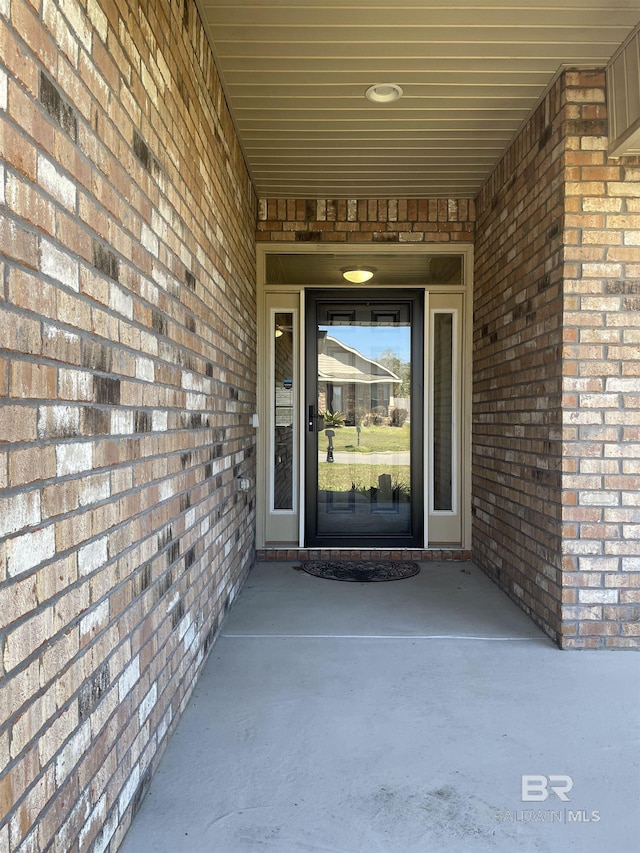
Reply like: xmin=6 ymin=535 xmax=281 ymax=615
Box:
xmin=305 ymin=290 xmax=424 ymax=547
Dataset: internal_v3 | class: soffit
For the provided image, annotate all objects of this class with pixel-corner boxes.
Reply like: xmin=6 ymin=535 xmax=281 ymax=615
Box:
xmin=198 ymin=1 xmax=640 ymax=198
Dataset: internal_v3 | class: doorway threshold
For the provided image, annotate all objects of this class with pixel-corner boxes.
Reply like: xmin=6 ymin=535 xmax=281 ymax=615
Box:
xmin=257 ymin=547 xmax=472 ymax=562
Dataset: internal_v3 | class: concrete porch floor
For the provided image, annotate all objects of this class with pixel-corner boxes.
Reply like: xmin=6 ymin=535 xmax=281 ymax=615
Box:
xmin=120 ymin=562 xmax=640 ymax=853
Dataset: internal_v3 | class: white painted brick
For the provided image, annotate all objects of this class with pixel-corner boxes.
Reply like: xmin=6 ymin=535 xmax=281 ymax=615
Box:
xmin=622 ymin=525 xmax=640 ymax=540
xmin=13 ymin=827 xmax=37 ymax=853
xmin=580 ymin=136 xmax=608 ymax=150
xmin=579 ymin=393 xmax=619 ymax=408
xmin=87 ymin=0 xmax=108 ymax=42
xmin=118 ymin=764 xmax=140 ymax=816
xmin=141 ymin=222 xmax=158 ymax=256
xmin=57 ymin=369 xmax=93 ymax=401
xmin=43 ymin=324 xmax=79 ymax=347
xmin=53 ymin=793 xmax=90 ymax=853
xmin=109 ymin=286 xmax=133 ymax=319
xmin=578 ymin=589 xmax=618 ymax=604
xmin=562 ymin=540 xmax=602 ymax=555
xmin=624 ymin=231 xmax=640 ymax=246
xmin=622 ymin=557 xmax=640 ymax=570
xmin=156 ymin=707 xmax=172 ymax=745
xmin=152 ymin=410 xmax=167 ymax=431
xmin=138 ymin=682 xmax=157 ymax=725
xmin=56 ymin=441 xmax=92 ymax=476
xmin=577 ymin=556 xmax=619 ymax=572
xmin=40 ymin=240 xmax=79 ymax=291
xmin=151 ymin=264 xmax=169 ymax=290
xmin=93 ymin=806 xmax=118 ymax=853
xmin=79 ymin=475 xmax=110 ymax=506
xmin=159 ymin=480 xmax=173 ymax=501
xmin=80 ymin=599 xmax=109 ymax=636
xmin=78 ymin=795 xmax=106 ymax=852
xmin=38 ymin=404 xmax=81 ymax=438
xmin=111 ymin=410 xmax=134 ymax=435
xmin=0 ymin=68 xmax=6 ymax=111
xmin=58 ymin=0 xmax=92 ymax=50
xmin=136 ymin=358 xmax=154 ymax=382
xmin=186 ymin=392 xmax=205 ymax=410
xmin=605 ymin=377 xmax=640 ymax=392
xmin=78 ymin=537 xmax=108 ymax=576
xmin=182 ymin=372 xmax=203 ymax=391
xmin=0 ymin=0 xmax=8 ymax=19
xmin=0 ymin=163 xmax=4 ymax=205
xmin=562 ymin=605 xmax=602 ymax=621
xmin=38 ymin=155 xmax=76 ymax=210
xmin=0 ymin=491 xmax=41 ymax=538
xmin=55 ymin=719 xmax=90 ymax=785
xmin=181 ymin=620 xmax=195 ymax=650
xmin=8 ymin=526 xmax=56 ymax=577
xmin=118 ymin=656 xmax=140 ymax=701
xmin=139 ymin=331 xmax=158 ymax=356
xmin=605 ymin=444 xmax=640 ymax=458
xmin=579 ymin=492 xmax=620 ymax=506
xmin=564 ymin=410 xmax=602 ymax=425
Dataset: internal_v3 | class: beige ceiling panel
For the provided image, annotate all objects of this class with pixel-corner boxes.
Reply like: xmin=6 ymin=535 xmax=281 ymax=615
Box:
xmin=198 ymin=0 xmax=640 ymax=197
xmin=204 ymin=7 xmax=636 ymax=28
xmin=220 ymin=58 xmax=587 ymax=74
xmin=227 ymin=86 xmax=542 ymax=100
xmin=211 ymin=41 xmax=624 ymax=60
xmin=203 ymin=0 xmax=639 ymax=7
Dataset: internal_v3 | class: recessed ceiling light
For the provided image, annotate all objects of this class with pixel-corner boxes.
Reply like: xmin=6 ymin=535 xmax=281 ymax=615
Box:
xmin=365 ymin=83 xmax=403 ymax=104
xmin=342 ymin=267 xmax=375 ymax=284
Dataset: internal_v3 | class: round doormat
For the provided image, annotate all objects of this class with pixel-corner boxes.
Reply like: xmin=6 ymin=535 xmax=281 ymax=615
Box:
xmin=301 ymin=559 xmax=420 ymax=583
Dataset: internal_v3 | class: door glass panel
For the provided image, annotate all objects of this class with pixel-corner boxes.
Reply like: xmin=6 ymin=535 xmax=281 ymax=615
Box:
xmin=273 ymin=312 xmax=294 ymax=510
xmin=433 ymin=313 xmax=453 ymax=511
xmin=313 ymin=301 xmax=414 ymax=538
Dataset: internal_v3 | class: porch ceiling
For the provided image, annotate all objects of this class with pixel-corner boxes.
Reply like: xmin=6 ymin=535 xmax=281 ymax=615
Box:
xmin=197 ymin=0 xmax=640 ymax=199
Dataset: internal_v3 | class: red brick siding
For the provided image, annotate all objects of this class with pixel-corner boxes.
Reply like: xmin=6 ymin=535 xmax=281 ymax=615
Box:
xmin=474 ymin=68 xmax=640 ymax=649
xmin=0 ymin=0 xmax=256 ymax=851
xmin=474 ymin=76 xmax=566 ymax=643
xmin=257 ymin=198 xmax=476 ymax=243
xmin=561 ymin=70 xmax=640 ymax=649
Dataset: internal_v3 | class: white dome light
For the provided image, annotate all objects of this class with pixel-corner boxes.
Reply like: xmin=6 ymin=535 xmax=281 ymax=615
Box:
xmin=365 ymin=83 xmax=403 ymax=104
xmin=342 ymin=267 xmax=374 ymax=284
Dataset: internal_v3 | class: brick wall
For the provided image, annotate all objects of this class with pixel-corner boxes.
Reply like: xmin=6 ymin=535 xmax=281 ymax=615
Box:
xmin=561 ymin=70 xmax=640 ymax=649
xmin=257 ymin=198 xmax=476 ymax=243
xmin=0 ymin=0 xmax=256 ymax=850
xmin=474 ymin=68 xmax=640 ymax=649
xmin=473 ymin=75 xmax=566 ymax=642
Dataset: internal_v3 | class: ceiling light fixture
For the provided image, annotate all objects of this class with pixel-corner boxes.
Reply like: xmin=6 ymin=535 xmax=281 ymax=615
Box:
xmin=365 ymin=83 xmax=403 ymax=104
xmin=342 ymin=267 xmax=374 ymax=284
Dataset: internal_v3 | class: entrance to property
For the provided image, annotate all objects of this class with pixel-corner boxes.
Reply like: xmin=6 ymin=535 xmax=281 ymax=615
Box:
xmin=304 ymin=290 xmax=423 ymax=547
xmin=256 ymin=245 xmax=472 ymax=551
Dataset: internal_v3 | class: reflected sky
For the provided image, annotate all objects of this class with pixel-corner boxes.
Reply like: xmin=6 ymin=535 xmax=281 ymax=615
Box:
xmin=320 ymin=325 xmax=410 ymax=362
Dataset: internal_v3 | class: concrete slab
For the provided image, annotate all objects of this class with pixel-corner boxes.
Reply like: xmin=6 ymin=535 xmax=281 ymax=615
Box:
xmin=120 ymin=562 xmax=640 ymax=853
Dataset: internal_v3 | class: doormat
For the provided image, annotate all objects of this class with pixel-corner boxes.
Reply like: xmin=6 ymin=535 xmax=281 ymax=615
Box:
xmin=301 ymin=559 xmax=420 ymax=583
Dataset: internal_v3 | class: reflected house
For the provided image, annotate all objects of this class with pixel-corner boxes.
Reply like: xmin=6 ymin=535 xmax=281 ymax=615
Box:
xmin=318 ymin=334 xmax=401 ymax=425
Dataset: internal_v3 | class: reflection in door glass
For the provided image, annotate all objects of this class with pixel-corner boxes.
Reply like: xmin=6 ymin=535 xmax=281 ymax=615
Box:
xmin=273 ymin=312 xmax=294 ymax=510
xmin=433 ymin=313 xmax=453 ymax=511
xmin=316 ymin=315 xmax=412 ymax=536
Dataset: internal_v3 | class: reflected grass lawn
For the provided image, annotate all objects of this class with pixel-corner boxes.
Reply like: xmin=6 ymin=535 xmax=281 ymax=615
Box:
xmin=318 ymin=462 xmax=410 ymax=493
xmin=321 ymin=424 xmax=410 ymax=454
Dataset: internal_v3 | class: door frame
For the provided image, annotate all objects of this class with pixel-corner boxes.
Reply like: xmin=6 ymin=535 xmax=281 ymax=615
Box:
xmin=304 ymin=289 xmax=424 ymax=548
xmin=256 ymin=243 xmax=473 ymax=551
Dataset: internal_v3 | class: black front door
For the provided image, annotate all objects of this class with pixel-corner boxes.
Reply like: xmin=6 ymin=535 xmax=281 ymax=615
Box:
xmin=305 ymin=290 xmax=424 ymax=547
